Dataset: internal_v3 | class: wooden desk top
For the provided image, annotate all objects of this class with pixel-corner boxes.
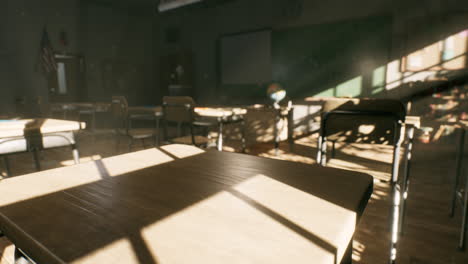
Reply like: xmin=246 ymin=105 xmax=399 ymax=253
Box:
xmin=147 ymin=106 xmax=247 ymax=118
xmin=0 ymin=119 xmax=86 ymax=138
xmin=405 ymin=116 xmax=421 ymax=128
xmin=0 ymin=145 xmax=372 ymax=264
xmin=194 ymin=107 xmax=247 ymax=118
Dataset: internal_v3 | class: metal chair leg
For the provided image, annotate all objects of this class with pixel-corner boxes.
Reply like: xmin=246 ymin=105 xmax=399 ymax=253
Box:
xmin=398 ymin=125 xmax=415 ymax=235
xmin=331 ymin=141 xmax=336 ymax=159
xmin=217 ymin=122 xmax=224 ymax=151
xmin=320 ymin=137 xmax=327 ymax=166
xmin=317 ymin=135 xmax=323 ymax=164
xmin=389 ymin=182 xmax=401 ymax=264
xmin=391 ymin=142 xmax=401 ymax=184
xmin=317 ymin=136 xmax=328 ymax=166
xmin=391 ymin=123 xmax=403 ymax=184
xmin=72 ymin=144 xmax=80 ymax=165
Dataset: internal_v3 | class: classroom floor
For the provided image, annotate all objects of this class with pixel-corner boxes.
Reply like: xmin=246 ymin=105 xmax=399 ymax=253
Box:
xmin=0 ymin=126 xmax=466 ymax=264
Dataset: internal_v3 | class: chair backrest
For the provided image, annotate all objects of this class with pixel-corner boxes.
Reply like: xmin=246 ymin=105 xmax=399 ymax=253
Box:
xmin=321 ymin=98 xmax=406 ymax=145
xmin=111 ymin=96 xmax=129 ymax=129
xmin=162 ymin=96 xmax=196 ymax=123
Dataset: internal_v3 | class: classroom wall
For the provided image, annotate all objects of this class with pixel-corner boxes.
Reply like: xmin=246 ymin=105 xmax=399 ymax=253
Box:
xmin=1 ymin=0 xmax=468 ymax=113
xmin=0 ymin=0 xmax=80 ymax=113
xmin=0 ymin=2 xmax=17 ymax=114
xmin=153 ymin=0 xmax=279 ymax=104
xmin=80 ymin=1 xmax=155 ymax=105
xmin=153 ymin=0 xmax=468 ymax=104
xmin=0 ymin=0 xmax=155 ymax=115
xmin=272 ymin=16 xmax=392 ymax=99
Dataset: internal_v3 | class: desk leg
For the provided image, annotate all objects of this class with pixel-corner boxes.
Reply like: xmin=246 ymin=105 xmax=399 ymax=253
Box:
xmin=287 ymin=109 xmax=294 ymax=152
xmin=217 ymin=122 xmax=223 ymax=151
xmin=32 ymin=149 xmax=41 ymax=171
xmin=2 ymin=156 xmax=11 ymax=177
xmin=241 ymin=119 xmax=246 ymax=153
xmin=274 ymin=114 xmax=279 ymax=156
xmin=72 ymin=144 xmax=80 ymax=165
xmin=317 ymin=135 xmax=323 ymax=164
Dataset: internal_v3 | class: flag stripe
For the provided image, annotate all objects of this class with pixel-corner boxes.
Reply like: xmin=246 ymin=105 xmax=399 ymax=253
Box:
xmin=40 ymin=28 xmax=57 ymax=74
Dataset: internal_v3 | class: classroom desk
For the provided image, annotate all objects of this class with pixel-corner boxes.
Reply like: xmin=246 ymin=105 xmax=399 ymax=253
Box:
xmin=194 ymin=107 xmax=247 ymax=151
xmin=154 ymin=107 xmax=247 ymax=151
xmin=247 ymin=105 xmax=294 ymax=155
xmin=50 ymin=102 xmax=110 ymax=131
xmin=0 ymin=144 xmax=372 ymax=264
xmin=0 ymin=119 xmax=85 ymax=176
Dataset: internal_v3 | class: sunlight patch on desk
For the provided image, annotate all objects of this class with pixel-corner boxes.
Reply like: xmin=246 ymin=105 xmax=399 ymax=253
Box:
xmin=0 ymin=148 xmax=177 ymax=207
xmin=140 ymin=174 xmax=356 ymax=263
xmin=233 ymin=175 xmax=356 ymax=263
xmin=74 ymin=237 xmax=139 ymax=264
xmin=99 ymin=148 xmax=175 ymax=176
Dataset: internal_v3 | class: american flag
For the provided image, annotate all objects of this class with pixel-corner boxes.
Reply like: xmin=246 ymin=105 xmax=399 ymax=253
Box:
xmin=39 ymin=28 xmax=57 ymax=74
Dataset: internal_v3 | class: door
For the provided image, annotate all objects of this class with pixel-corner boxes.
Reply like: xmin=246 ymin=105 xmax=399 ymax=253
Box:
xmin=48 ymin=54 xmax=86 ymax=103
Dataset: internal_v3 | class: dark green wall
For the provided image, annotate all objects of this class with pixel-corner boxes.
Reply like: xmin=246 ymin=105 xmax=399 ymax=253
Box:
xmin=218 ymin=16 xmax=392 ymax=101
xmin=272 ymin=16 xmax=392 ymax=98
